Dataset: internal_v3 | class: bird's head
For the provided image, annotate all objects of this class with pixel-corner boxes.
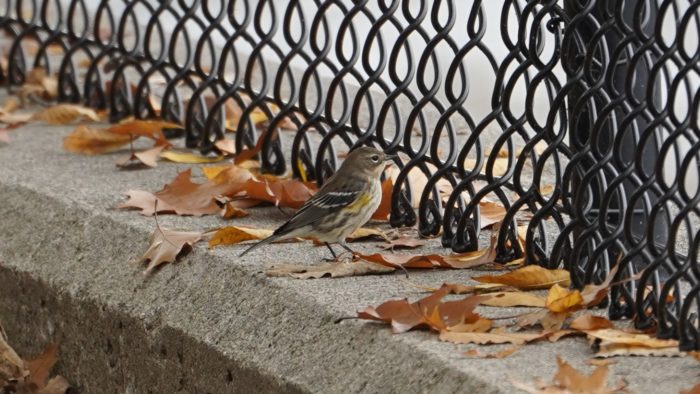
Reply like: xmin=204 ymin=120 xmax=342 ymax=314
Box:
xmin=342 ymin=146 xmax=397 ymax=177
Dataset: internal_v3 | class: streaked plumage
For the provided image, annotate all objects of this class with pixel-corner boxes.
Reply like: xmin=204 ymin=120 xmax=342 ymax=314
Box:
xmin=239 ymin=146 xmax=394 ymax=259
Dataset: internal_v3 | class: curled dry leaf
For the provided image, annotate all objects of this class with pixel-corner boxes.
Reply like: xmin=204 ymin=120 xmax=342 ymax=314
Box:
xmin=586 ymin=327 xmax=683 ymax=358
xmin=265 ymin=260 xmax=395 ymax=279
xmin=63 ymin=125 xmax=132 ymax=155
xmin=18 ymin=67 xmax=58 ymax=100
xmin=32 ymin=104 xmax=100 ymax=125
xmin=546 ymin=284 xmax=584 ymax=313
xmin=510 ymin=356 xmax=626 ymax=394
xmin=214 ymin=138 xmax=236 ymax=155
xmin=473 ymin=265 xmax=571 ymax=290
xmin=221 ymin=203 xmax=249 ymax=219
xmin=116 ymin=145 xmax=165 ymax=169
xmin=358 ymin=230 xmax=498 ymax=269
xmin=479 ymin=201 xmax=507 ymax=229
xmin=357 ymin=285 xmax=489 ymax=333
xmin=134 ymin=227 xmax=203 ymax=273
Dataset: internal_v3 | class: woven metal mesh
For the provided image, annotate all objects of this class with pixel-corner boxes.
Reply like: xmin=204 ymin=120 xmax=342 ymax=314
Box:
xmin=1 ymin=0 xmax=699 ymax=349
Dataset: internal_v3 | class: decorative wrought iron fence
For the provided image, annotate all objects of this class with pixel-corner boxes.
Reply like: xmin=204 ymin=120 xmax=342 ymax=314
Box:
xmin=1 ymin=0 xmax=699 ymax=349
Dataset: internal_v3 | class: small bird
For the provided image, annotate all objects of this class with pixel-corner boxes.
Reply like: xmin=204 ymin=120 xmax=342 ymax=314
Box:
xmin=240 ymin=146 xmax=395 ymax=260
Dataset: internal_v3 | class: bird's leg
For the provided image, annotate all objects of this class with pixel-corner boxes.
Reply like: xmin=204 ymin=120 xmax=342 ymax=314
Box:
xmin=339 ymin=242 xmax=359 ymax=259
xmin=323 ymin=242 xmax=339 ymax=262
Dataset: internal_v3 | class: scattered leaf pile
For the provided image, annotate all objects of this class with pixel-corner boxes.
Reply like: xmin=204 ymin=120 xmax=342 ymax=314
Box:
xmin=510 ymin=356 xmax=627 ymax=393
xmin=0 ymin=323 xmax=70 ymax=393
xmin=355 ymin=264 xmax=697 ymax=372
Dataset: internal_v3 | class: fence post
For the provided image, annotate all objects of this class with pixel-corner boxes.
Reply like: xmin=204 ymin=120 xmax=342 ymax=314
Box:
xmin=563 ymin=0 xmax=665 ymax=317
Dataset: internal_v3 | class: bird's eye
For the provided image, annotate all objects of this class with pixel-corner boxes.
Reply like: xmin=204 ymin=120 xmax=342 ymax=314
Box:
xmin=371 ymin=155 xmax=379 ymax=162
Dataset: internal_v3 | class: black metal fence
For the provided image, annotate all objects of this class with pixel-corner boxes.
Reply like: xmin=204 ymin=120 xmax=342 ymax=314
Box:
xmin=1 ymin=0 xmax=699 ymax=350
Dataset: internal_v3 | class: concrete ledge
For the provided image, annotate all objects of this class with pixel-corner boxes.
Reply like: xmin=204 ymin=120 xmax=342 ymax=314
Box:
xmin=0 ymin=122 xmax=697 ymax=393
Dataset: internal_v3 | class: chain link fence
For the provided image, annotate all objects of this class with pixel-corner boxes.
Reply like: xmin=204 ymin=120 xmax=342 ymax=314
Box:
xmin=1 ymin=0 xmax=699 ymax=350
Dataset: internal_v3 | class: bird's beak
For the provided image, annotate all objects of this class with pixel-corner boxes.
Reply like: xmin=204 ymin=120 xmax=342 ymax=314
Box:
xmin=384 ymin=154 xmax=398 ymax=162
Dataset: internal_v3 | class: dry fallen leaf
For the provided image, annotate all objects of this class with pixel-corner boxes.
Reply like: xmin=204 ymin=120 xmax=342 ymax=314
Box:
xmin=119 ymin=167 xmax=254 ymax=216
xmin=32 ymin=104 xmax=100 ymax=124
xmin=586 ymin=328 xmax=680 ymax=358
xmin=479 ymin=201 xmax=507 ymax=229
xmin=510 ymin=356 xmax=626 ymax=394
xmin=134 ymin=226 xmax=203 ymax=273
xmin=214 ymin=138 xmax=236 ymax=155
xmin=160 ymin=149 xmax=224 ymax=164
xmin=221 ymin=203 xmax=249 ymax=219
xmin=473 ymin=265 xmax=571 ymax=290
xmin=0 ymin=112 xmax=32 ymax=126
xmin=357 ymin=285 xmax=489 ymax=333
xmin=106 ymin=118 xmax=181 ymax=144
xmin=568 ymin=314 xmax=613 ymax=331
xmin=63 ymin=125 xmax=132 ymax=155
xmin=116 ymin=145 xmax=165 ymax=169
xmin=24 ymin=343 xmax=58 ymax=391
xmin=0 ymin=325 xmax=28 ymax=386
xmin=546 ymin=284 xmax=584 ymax=313
xmin=358 ymin=230 xmax=498 ymax=269
xmin=208 ymin=226 xmax=273 ymax=248
xmin=446 ymin=318 xmax=493 ymax=333
xmin=265 ymin=260 xmax=395 ymax=279
xmin=17 ymin=67 xmax=58 ymax=101
xmin=381 ymin=237 xmax=427 ymax=250
xmin=481 ymin=292 xmax=546 ymax=308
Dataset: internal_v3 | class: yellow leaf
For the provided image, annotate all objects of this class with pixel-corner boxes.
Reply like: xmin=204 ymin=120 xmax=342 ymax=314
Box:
xmin=160 ymin=149 xmax=224 ymax=164
xmin=32 ymin=104 xmax=101 ymax=124
xmin=473 ymin=265 xmax=571 ymax=290
xmin=546 ymin=284 xmax=583 ymax=313
xmin=201 ymin=165 xmax=231 ymax=180
xmin=208 ymin=226 xmax=273 ymax=248
xmin=480 ymin=291 xmax=546 ymax=308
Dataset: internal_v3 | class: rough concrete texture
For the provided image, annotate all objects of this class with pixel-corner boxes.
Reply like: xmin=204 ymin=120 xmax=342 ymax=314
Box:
xmin=0 ymin=121 xmax=698 ymax=394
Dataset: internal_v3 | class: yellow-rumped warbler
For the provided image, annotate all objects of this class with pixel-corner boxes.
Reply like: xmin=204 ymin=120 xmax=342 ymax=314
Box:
xmin=240 ymin=146 xmax=396 ymax=259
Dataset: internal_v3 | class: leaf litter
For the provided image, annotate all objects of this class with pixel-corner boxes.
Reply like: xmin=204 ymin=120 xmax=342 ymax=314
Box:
xmin=0 ymin=322 xmax=71 ymax=393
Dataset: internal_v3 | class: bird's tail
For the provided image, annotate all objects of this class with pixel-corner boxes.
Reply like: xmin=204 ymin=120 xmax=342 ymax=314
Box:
xmin=239 ymin=234 xmax=280 ymax=257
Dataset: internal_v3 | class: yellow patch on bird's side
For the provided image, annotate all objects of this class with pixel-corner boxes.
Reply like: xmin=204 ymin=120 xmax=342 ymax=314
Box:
xmin=346 ymin=192 xmax=372 ymax=213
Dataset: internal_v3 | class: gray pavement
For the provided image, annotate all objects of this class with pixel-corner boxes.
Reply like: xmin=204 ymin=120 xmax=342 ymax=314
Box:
xmin=0 ymin=121 xmax=698 ymax=393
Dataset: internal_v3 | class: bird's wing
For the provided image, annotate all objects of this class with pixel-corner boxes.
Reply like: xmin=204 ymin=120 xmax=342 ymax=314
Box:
xmin=273 ymin=189 xmax=362 ymax=236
